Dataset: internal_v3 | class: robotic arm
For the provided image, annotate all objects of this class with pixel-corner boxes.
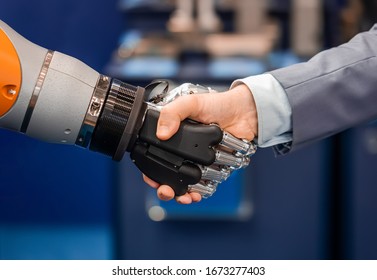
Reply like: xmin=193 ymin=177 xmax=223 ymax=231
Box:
xmin=0 ymin=20 xmax=256 ymax=198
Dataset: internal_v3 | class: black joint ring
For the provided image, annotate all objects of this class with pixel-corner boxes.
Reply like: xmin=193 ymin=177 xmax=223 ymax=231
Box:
xmin=90 ymin=79 xmax=138 ymax=157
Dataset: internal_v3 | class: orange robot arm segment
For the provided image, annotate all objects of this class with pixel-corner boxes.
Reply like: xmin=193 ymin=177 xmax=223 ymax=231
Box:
xmin=0 ymin=29 xmax=22 ymax=117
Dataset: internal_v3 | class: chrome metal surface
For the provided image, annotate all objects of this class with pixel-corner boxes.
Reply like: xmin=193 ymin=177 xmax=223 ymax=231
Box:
xmin=152 ymin=83 xmax=215 ymax=105
xmin=200 ymin=165 xmax=230 ymax=182
xmin=188 ymin=181 xmax=217 ymax=198
xmin=21 ymin=50 xmax=54 ymax=133
xmin=76 ymin=75 xmax=110 ymax=147
xmin=221 ymin=131 xmax=257 ymax=155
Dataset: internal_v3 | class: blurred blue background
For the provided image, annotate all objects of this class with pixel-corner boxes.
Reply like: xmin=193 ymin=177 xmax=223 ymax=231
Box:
xmin=1 ymin=0 xmax=377 ymax=260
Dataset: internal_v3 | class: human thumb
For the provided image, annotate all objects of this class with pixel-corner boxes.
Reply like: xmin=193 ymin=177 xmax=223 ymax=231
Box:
xmin=156 ymin=94 xmax=200 ymax=140
xmin=156 ymin=110 xmax=181 ymax=140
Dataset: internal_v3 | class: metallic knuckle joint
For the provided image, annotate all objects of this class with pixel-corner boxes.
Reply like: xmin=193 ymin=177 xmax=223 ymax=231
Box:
xmin=188 ymin=181 xmax=217 ymax=198
xmin=200 ymin=165 xmax=231 ymax=183
xmin=215 ymin=149 xmax=248 ymax=169
xmin=221 ymin=131 xmax=257 ymax=155
xmin=150 ymin=83 xmax=215 ymax=105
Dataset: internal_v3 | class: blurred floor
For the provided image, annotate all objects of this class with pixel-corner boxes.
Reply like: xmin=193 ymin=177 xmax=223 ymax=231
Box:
xmin=0 ymin=225 xmax=112 ymax=260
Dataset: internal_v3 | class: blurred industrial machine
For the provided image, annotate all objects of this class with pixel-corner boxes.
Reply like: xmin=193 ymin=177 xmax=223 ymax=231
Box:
xmin=107 ymin=0 xmax=323 ymax=84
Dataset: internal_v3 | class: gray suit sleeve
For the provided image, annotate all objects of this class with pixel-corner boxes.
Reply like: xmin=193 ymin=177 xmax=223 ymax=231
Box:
xmin=270 ymin=24 xmax=377 ymax=153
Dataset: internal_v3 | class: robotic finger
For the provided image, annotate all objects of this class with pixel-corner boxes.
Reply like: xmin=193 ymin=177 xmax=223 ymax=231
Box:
xmin=199 ymin=165 xmax=231 ymax=182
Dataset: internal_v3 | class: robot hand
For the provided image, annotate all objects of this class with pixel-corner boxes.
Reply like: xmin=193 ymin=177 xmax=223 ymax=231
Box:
xmin=130 ymin=82 xmax=257 ymax=198
xmin=0 ymin=20 xmax=256 ymax=199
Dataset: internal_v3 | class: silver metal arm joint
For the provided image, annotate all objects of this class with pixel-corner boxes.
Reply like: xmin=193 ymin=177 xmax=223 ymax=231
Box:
xmin=76 ymin=75 xmax=110 ymax=147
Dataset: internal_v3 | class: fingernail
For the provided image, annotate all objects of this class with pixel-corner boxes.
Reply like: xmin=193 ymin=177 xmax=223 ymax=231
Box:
xmin=157 ymin=125 xmax=170 ymax=138
xmin=177 ymin=196 xmax=190 ymax=204
xmin=157 ymin=190 xmax=168 ymax=201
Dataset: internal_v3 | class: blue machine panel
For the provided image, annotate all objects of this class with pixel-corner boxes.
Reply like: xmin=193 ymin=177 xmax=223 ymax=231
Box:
xmin=343 ymin=123 xmax=377 ymax=259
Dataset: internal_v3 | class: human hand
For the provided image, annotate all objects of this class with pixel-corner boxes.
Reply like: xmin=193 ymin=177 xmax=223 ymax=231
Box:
xmin=144 ymin=83 xmax=258 ymax=204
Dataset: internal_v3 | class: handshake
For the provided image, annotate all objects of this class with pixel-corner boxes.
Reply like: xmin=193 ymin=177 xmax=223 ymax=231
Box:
xmin=127 ymin=81 xmax=257 ymax=204
xmin=0 ymin=19 xmax=258 ymax=205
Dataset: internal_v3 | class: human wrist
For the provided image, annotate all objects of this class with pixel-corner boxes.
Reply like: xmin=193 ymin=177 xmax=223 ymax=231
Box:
xmin=232 ymin=74 xmax=292 ymax=147
xmin=228 ymin=83 xmax=259 ymax=140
